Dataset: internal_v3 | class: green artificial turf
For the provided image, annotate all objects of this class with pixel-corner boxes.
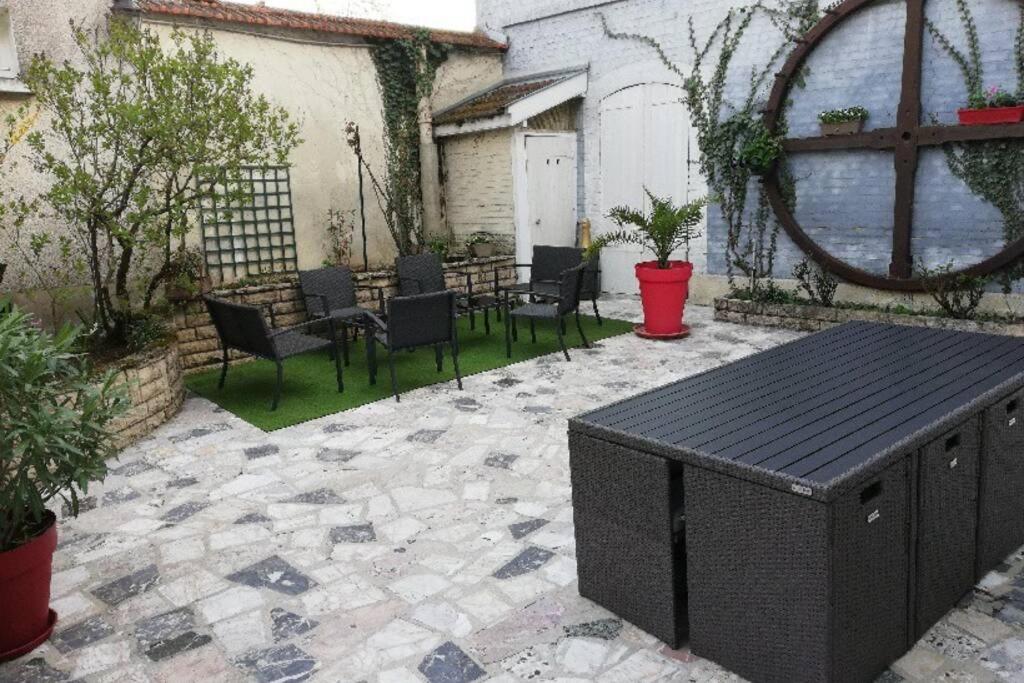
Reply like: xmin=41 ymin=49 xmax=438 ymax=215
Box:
xmin=186 ymin=314 xmax=633 ymax=431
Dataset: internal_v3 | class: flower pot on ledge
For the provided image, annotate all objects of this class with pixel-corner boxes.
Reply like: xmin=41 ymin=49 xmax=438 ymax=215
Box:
xmin=0 ymin=511 xmax=58 ymax=662
xmin=958 ymin=106 xmax=1024 ymax=126
xmin=635 ymin=260 xmax=693 ymax=339
xmin=820 ymin=120 xmax=864 ymax=136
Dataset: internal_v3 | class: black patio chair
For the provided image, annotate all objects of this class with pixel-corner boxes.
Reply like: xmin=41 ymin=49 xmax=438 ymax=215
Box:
xmin=298 ymin=266 xmax=385 ymax=366
xmin=504 ymin=263 xmax=591 ymax=362
xmin=364 ymin=290 xmax=462 ymax=402
xmin=203 ymin=296 xmax=343 ymax=411
xmin=395 ymin=253 xmax=498 ymax=334
xmin=496 ymin=246 xmax=602 ymax=325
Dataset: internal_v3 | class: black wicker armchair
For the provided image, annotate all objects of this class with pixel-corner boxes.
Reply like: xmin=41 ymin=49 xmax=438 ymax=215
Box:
xmin=204 ymin=296 xmax=343 ymax=411
xmin=298 ymin=266 xmax=384 ymax=366
xmin=396 ymin=253 xmax=498 ymax=334
xmin=497 ymin=246 xmax=602 ymax=325
xmin=364 ymin=290 xmax=462 ymax=402
xmin=504 ymin=263 xmax=591 ymax=362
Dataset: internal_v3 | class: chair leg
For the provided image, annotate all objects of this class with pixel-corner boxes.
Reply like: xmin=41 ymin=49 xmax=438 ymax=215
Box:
xmin=334 ymin=343 xmax=345 ymax=394
xmin=512 ymin=316 xmax=518 ymax=342
xmin=367 ymin=335 xmax=377 ymax=385
xmin=592 ymin=298 xmax=603 ymax=326
xmin=505 ymin=310 xmax=513 ymax=359
xmin=271 ymin=361 xmax=284 ymax=411
xmin=451 ymin=342 xmax=463 ymax=390
xmin=560 ymin=317 xmax=567 ymax=335
xmin=218 ymin=350 xmax=229 ymax=389
xmin=341 ymin=323 xmax=350 ymax=367
xmin=470 ymin=309 xmax=476 ymax=331
xmin=576 ymin=310 xmax=591 ymax=349
xmin=387 ymin=348 xmax=400 ymax=402
xmin=484 ymin=307 xmax=491 ymax=335
xmin=530 ymin=318 xmax=537 ymax=344
xmin=435 ymin=344 xmax=443 ymax=372
xmin=556 ymin=321 xmax=571 ymax=362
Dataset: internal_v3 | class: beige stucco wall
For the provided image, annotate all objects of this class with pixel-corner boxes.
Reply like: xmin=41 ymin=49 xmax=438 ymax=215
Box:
xmin=0 ymin=1 xmax=504 ymax=324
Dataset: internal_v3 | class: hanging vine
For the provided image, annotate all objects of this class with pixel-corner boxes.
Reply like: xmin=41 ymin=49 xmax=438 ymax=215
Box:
xmin=600 ymin=1 xmax=818 ymax=301
xmin=927 ymin=0 xmax=1024 ymax=290
xmin=368 ymin=30 xmax=449 ymax=255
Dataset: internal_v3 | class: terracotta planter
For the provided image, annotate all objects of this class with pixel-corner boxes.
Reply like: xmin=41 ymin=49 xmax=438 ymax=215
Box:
xmin=820 ymin=119 xmax=864 ymax=136
xmin=469 ymin=242 xmax=496 ymax=258
xmin=958 ymin=106 xmax=1024 ymax=126
xmin=634 ymin=260 xmax=693 ymax=339
xmin=0 ymin=511 xmax=58 ymax=662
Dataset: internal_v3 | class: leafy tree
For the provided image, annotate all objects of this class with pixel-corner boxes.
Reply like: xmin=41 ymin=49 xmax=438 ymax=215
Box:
xmin=25 ymin=19 xmax=301 ymax=347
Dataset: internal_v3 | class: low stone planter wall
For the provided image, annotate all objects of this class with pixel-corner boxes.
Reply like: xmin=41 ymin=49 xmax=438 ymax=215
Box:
xmin=714 ymin=298 xmax=1024 ymax=336
xmin=173 ymin=256 xmax=516 ymax=373
xmin=106 ymin=342 xmax=186 ymax=448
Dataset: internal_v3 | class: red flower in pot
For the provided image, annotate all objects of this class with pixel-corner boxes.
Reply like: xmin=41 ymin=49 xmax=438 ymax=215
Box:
xmin=0 ymin=308 xmax=127 ymax=662
xmin=587 ymin=190 xmax=707 ymax=339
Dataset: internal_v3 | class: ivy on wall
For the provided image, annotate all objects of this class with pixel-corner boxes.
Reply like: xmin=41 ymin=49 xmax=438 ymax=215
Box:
xmin=369 ymin=30 xmax=450 ymax=255
xmin=927 ymin=0 xmax=1024 ymax=290
xmin=600 ymin=1 xmax=819 ymax=301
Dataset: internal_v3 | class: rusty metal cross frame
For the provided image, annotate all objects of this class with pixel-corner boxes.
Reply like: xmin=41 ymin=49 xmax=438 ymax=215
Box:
xmin=763 ymin=0 xmax=1024 ymax=291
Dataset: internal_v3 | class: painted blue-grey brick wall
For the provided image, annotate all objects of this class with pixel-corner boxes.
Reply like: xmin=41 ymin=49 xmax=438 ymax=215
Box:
xmin=478 ymin=0 xmax=1022 ymax=284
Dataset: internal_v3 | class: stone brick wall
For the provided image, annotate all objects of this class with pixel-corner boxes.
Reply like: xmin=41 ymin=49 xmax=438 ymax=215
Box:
xmin=173 ymin=256 xmax=517 ymax=373
xmin=106 ymin=343 xmax=186 ymax=448
xmin=479 ymin=0 xmax=1019 ymax=284
xmin=714 ymin=297 xmax=1024 ymax=337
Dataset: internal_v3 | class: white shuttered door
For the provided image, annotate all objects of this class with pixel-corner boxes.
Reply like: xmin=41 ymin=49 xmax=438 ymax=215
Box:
xmin=598 ymin=83 xmax=702 ymax=294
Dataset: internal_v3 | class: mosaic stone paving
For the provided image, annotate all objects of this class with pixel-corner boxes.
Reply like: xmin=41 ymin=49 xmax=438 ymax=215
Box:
xmin=3 ymin=298 xmax=1024 ymax=682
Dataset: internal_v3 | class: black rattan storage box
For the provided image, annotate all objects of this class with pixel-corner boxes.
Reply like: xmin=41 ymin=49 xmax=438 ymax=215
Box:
xmin=570 ymin=322 xmax=1024 ymax=683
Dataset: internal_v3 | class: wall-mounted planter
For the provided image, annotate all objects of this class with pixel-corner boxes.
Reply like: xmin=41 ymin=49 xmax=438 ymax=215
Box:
xmin=468 ymin=242 xmax=496 ymax=258
xmin=957 ymin=106 xmax=1024 ymax=126
xmin=820 ymin=120 xmax=864 ymax=137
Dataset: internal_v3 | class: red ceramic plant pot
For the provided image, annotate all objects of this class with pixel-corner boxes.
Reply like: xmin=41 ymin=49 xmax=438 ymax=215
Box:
xmin=635 ymin=260 xmax=693 ymax=339
xmin=0 ymin=511 xmax=58 ymax=663
xmin=957 ymin=106 xmax=1024 ymax=125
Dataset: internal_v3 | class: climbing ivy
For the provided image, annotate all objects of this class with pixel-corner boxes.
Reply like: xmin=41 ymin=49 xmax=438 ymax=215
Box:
xmin=369 ymin=30 xmax=450 ymax=255
xmin=928 ymin=1 xmax=1024 ymax=290
xmin=601 ymin=1 xmax=818 ymax=300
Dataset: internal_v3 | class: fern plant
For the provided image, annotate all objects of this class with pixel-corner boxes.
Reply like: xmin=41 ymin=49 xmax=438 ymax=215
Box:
xmin=587 ymin=190 xmax=706 ymax=269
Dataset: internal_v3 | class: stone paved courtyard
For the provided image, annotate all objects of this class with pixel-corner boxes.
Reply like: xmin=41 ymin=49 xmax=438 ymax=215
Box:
xmin=3 ymin=298 xmax=1024 ymax=683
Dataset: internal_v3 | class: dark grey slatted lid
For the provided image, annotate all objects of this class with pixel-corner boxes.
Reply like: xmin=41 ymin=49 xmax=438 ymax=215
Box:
xmin=572 ymin=322 xmax=1024 ymax=496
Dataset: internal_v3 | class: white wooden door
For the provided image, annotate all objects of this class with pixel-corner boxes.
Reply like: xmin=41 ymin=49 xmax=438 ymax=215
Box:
xmin=598 ymin=83 xmax=702 ymax=294
xmin=515 ymin=133 xmax=578 ymax=267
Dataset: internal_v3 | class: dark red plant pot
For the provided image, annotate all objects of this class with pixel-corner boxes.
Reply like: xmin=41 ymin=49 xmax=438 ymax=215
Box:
xmin=957 ymin=106 xmax=1024 ymax=125
xmin=635 ymin=260 xmax=693 ymax=337
xmin=0 ymin=511 xmax=58 ymax=663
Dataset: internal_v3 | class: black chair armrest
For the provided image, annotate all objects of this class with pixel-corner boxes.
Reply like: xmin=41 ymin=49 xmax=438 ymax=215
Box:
xmin=363 ymin=310 xmax=388 ymax=332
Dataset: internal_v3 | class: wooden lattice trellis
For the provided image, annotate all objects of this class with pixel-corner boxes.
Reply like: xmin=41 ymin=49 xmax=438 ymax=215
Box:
xmin=764 ymin=0 xmax=1024 ymax=291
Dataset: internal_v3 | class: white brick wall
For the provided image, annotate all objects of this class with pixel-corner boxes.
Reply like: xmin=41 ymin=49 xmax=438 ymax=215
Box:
xmin=443 ymin=129 xmax=516 ymax=247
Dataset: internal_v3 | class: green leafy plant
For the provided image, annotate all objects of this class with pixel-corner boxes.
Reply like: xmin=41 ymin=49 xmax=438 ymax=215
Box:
xmin=164 ymin=246 xmax=208 ymax=300
xmin=0 ymin=306 xmax=128 ymax=552
xmin=738 ymin=119 xmax=784 ymax=174
xmin=792 ymin=257 xmax=839 ymax=306
xmin=587 ymin=190 xmax=706 ymax=269
xmin=968 ymin=86 xmax=1021 ymax=109
xmin=916 ymin=260 xmax=989 ymax=320
xmin=24 ymin=19 xmax=300 ymax=349
xmin=466 ymin=231 xmax=495 ymax=246
xmin=364 ymin=30 xmax=450 ymax=256
xmin=928 ymin=2 xmax=1024 ymax=289
xmin=323 ymin=208 xmax=356 ymax=267
xmin=818 ymin=106 xmax=869 ymax=124
xmin=426 ymin=236 xmax=451 ymax=261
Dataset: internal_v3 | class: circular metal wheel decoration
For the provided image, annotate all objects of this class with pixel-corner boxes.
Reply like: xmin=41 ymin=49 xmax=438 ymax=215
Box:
xmin=764 ymin=0 xmax=1024 ymax=291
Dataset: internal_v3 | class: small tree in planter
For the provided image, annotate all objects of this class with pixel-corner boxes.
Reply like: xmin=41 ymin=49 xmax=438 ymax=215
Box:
xmin=587 ymin=190 xmax=706 ymax=338
xmin=0 ymin=306 xmax=127 ymax=660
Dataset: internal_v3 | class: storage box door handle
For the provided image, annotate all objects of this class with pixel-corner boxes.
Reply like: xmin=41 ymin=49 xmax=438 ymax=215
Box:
xmin=860 ymin=481 xmax=882 ymax=504
xmin=945 ymin=433 xmax=961 ymax=452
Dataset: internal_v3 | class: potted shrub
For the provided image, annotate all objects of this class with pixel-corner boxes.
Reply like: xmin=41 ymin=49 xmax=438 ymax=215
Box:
xmin=819 ymin=106 xmax=869 ymax=136
xmin=958 ymin=86 xmax=1024 ymax=125
xmin=587 ymin=190 xmax=706 ymax=339
xmin=0 ymin=306 xmax=127 ymax=661
xmin=467 ymin=232 xmax=497 ymax=258
xmin=164 ymin=246 xmax=212 ymax=303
